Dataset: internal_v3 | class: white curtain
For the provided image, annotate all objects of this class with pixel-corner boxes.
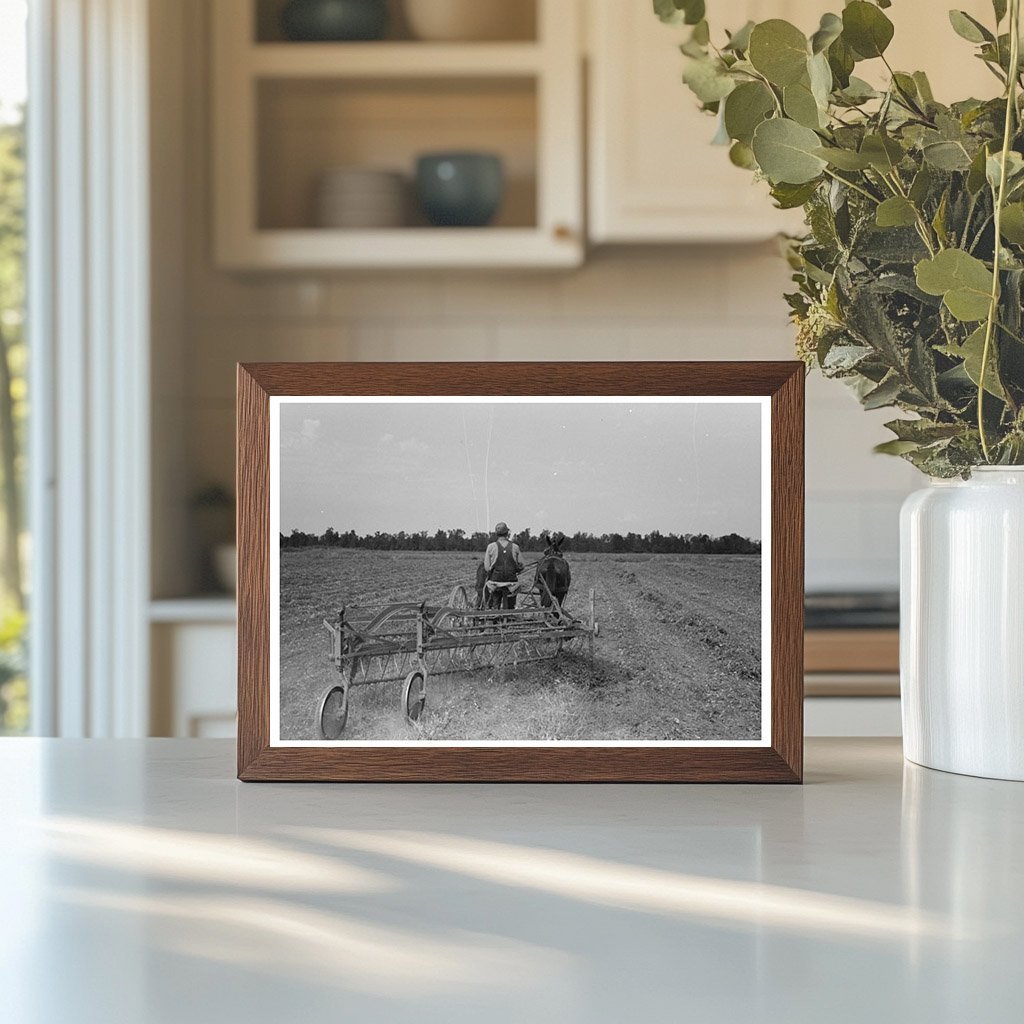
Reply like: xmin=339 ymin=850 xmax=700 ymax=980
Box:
xmin=28 ymin=0 xmax=150 ymax=736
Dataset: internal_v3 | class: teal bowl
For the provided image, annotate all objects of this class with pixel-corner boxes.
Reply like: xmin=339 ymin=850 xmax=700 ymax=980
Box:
xmin=281 ymin=0 xmax=388 ymax=42
xmin=415 ymin=153 xmax=505 ymax=228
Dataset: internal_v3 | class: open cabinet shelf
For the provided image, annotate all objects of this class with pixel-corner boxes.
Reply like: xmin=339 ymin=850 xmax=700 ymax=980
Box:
xmin=249 ymin=42 xmax=546 ymax=77
xmin=212 ymin=0 xmax=583 ymax=269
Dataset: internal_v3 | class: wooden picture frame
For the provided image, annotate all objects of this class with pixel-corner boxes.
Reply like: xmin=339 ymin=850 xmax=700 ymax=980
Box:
xmin=237 ymin=362 xmax=804 ymax=782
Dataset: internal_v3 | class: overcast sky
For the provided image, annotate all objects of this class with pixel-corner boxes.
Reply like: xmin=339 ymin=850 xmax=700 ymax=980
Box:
xmin=278 ymin=400 xmax=764 ymax=539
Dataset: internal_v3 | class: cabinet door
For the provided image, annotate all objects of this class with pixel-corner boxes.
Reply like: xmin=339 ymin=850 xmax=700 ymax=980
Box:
xmin=588 ymin=0 xmax=995 ymax=244
xmin=588 ymin=0 xmax=811 ymax=243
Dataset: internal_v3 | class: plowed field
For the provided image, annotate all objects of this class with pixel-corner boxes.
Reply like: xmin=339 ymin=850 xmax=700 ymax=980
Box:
xmin=279 ymin=550 xmax=762 ymax=742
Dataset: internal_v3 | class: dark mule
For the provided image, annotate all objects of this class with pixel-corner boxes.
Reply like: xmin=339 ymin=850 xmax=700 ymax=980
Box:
xmin=536 ymin=533 xmax=571 ymax=609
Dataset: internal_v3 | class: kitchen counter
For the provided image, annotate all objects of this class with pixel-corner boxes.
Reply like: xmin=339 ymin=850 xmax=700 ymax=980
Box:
xmin=1 ymin=738 xmax=1021 ymax=1023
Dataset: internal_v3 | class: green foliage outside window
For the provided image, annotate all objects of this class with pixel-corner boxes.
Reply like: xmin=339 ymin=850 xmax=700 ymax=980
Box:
xmin=0 ymin=110 xmax=27 ymax=733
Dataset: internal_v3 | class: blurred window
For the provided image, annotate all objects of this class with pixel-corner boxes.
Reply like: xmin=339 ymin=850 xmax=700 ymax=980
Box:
xmin=0 ymin=0 xmax=28 ymax=734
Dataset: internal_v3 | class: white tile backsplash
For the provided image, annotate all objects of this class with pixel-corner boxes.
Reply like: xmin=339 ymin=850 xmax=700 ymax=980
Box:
xmin=326 ymin=275 xmax=446 ymax=321
xmin=441 ymin=272 xmax=562 ymax=320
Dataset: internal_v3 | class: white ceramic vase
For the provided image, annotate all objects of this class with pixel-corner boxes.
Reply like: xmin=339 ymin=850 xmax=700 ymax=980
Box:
xmin=900 ymin=467 xmax=1024 ymax=780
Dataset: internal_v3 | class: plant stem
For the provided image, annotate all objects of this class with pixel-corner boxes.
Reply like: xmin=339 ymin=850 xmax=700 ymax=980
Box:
xmin=968 ymin=213 xmax=994 ymax=253
xmin=979 ymin=0 xmax=1021 ymax=462
xmin=962 ymin=191 xmax=980 ymax=248
xmin=822 ymin=167 xmax=881 ymax=204
xmin=884 ymin=171 xmax=939 ymax=254
xmin=750 ymin=69 xmax=784 ymax=117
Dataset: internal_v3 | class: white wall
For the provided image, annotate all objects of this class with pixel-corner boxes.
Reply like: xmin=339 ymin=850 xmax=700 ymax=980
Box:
xmin=156 ymin=0 xmax=921 ymax=599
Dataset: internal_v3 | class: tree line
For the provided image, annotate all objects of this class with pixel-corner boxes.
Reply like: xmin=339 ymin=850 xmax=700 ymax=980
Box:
xmin=280 ymin=527 xmax=760 ymax=555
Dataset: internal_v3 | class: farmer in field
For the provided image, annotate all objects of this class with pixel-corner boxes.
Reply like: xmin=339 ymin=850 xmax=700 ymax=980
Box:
xmin=484 ymin=522 xmax=524 ymax=610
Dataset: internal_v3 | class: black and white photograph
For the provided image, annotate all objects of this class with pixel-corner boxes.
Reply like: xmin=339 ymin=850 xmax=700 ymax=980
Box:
xmin=270 ymin=396 xmax=770 ymax=746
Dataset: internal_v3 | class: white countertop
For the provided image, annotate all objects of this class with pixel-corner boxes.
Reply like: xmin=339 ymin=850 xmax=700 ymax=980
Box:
xmin=1 ymin=738 xmax=1020 ymax=1023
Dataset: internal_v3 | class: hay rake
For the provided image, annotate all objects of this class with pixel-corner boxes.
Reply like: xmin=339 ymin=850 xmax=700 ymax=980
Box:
xmin=318 ymin=580 xmax=598 ymax=738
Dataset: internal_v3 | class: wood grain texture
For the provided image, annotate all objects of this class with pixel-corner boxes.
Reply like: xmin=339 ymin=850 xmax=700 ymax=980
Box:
xmin=770 ymin=366 xmax=804 ymax=782
xmin=236 ymin=365 xmax=270 ymax=778
xmin=236 ymin=362 xmax=805 ymax=783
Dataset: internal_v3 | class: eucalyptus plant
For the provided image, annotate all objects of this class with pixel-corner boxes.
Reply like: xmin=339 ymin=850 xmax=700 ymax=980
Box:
xmin=657 ymin=0 xmax=1024 ymax=476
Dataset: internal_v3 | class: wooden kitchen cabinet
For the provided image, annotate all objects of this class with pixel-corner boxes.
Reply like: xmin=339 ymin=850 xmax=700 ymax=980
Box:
xmin=150 ymin=601 xmax=237 ymax=738
xmin=587 ymin=0 xmax=811 ymax=243
xmin=586 ymin=0 xmax=998 ymax=244
xmin=211 ymin=0 xmax=584 ymax=269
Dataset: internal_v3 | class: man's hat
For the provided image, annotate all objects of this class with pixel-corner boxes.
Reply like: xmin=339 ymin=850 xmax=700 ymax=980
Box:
xmin=494 ymin=522 xmax=509 ymax=536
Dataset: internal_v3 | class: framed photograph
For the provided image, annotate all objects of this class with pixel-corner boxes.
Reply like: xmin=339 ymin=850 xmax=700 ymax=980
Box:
xmin=237 ymin=362 xmax=804 ymax=782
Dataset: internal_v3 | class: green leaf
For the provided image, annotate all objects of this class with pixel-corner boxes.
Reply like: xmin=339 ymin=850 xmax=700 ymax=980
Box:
xmin=932 ymin=190 xmax=950 ymax=246
xmin=724 ymin=20 xmax=755 ymax=53
xmin=939 ymin=325 xmax=1006 ymax=398
xmin=810 ymin=12 xmax=843 ymax=54
xmin=653 ymin=0 xmax=681 ymax=23
xmin=1000 ymin=203 xmax=1024 ymax=245
xmin=784 ymin=80 xmax=824 ymax=129
xmin=808 ymin=51 xmax=833 ymax=109
xmin=923 ymin=140 xmax=973 ymax=171
xmin=909 ymin=164 xmax=933 ymax=205
xmin=876 ymin=197 xmax=918 ymax=228
xmin=729 ymin=140 xmax=757 ymax=170
xmin=913 ymin=71 xmax=935 ymax=104
xmin=892 ymin=72 xmax=923 ymax=111
xmin=875 ymin=439 xmax=922 ymax=456
xmin=842 ymin=1 xmax=895 ymax=59
xmin=748 ymin=20 xmax=809 ymax=86
xmin=684 ymin=2 xmax=706 ymax=27
xmin=967 ymin=144 xmax=991 ymax=193
xmin=862 ymin=375 xmax=903 ymax=409
xmin=771 ymin=180 xmax=820 ymax=209
xmin=885 ymin=418 xmax=964 ymax=443
xmin=986 ymin=150 xmax=1024 ymax=191
xmin=682 ymin=57 xmax=736 ymax=104
xmin=861 ymin=133 xmax=904 ymax=173
xmin=723 ymin=81 xmax=775 ymax=144
xmin=837 ymin=76 xmax=879 ymax=104
xmin=653 ymin=0 xmax=705 ymax=26
xmin=827 ymin=36 xmax=856 ymax=88
xmin=915 ymin=249 xmax=994 ymax=322
xmin=751 ymin=118 xmax=828 ymax=184
xmin=814 ymin=146 xmax=872 ymax=171
xmin=948 ymin=10 xmax=994 ymax=44
xmin=979 ymin=33 xmax=1015 ymax=75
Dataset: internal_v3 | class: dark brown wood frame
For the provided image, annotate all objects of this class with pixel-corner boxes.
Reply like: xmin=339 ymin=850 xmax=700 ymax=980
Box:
xmin=237 ymin=362 xmax=804 ymax=782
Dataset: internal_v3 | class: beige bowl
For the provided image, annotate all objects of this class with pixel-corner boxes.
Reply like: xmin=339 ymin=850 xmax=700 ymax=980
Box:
xmin=316 ymin=168 xmax=408 ymax=228
xmin=403 ymin=0 xmax=535 ymax=42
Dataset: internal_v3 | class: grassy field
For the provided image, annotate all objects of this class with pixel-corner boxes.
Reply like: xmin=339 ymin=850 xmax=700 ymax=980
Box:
xmin=279 ymin=549 xmax=762 ymax=742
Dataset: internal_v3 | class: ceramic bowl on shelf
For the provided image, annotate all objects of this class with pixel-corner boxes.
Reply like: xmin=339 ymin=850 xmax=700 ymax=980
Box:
xmin=315 ymin=167 xmax=408 ymax=229
xmin=415 ymin=152 xmax=504 ymax=227
xmin=281 ymin=0 xmax=389 ymax=42
xmin=403 ymin=0 xmax=535 ymax=42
